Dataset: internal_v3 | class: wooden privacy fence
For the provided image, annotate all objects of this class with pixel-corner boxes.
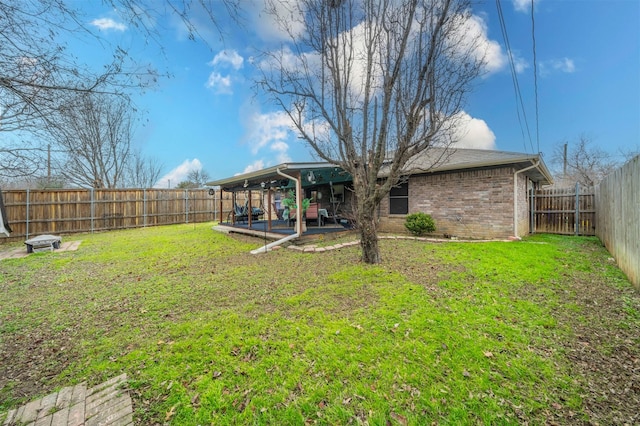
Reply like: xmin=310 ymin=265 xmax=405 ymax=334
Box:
xmin=596 ymin=155 xmax=639 ymax=291
xmin=530 ymin=183 xmax=596 ymax=236
xmin=0 ymin=188 xmax=263 ymax=242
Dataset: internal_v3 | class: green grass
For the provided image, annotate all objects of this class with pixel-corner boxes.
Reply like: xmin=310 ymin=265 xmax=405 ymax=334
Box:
xmin=1 ymin=224 xmax=638 ymax=425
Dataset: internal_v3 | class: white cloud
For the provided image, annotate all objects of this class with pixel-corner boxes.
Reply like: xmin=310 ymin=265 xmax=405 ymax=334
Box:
xmin=242 ymin=160 xmax=266 ymax=174
xmin=270 ymin=140 xmax=289 ymax=153
xmin=211 ymin=50 xmax=244 ymax=70
xmin=248 ymin=0 xmax=306 ymax=42
xmin=540 ymin=57 xmax=575 ymax=75
xmin=206 ymin=50 xmax=245 ymax=95
xmin=90 ymin=18 xmax=127 ymax=32
xmin=261 ymin=8 xmax=511 ymax=102
xmin=242 ymin=108 xmax=295 ymax=156
xmin=512 ymin=0 xmax=539 ymax=13
xmin=453 ymin=13 xmax=505 ymax=74
xmin=155 ymin=159 xmax=202 ymax=188
xmin=205 ymin=72 xmax=233 ymax=94
xmin=513 ymin=54 xmax=530 ymax=73
xmin=451 ymin=112 xmax=497 ymax=149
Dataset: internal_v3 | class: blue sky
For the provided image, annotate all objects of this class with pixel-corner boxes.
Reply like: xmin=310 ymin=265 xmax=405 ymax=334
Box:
xmin=77 ymin=0 xmax=639 ymax=187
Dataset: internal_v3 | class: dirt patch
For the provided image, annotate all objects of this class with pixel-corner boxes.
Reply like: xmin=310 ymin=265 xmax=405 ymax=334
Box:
xmin=554 ymin=272 xmax=640 ymax=425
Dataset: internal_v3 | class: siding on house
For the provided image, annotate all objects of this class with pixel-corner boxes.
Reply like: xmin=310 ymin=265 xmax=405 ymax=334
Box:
xmin=378 ymin=166 xmax=525 ymax=239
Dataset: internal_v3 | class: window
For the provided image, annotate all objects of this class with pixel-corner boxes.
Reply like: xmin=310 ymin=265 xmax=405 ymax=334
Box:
xmin=389 ymin=181 xmax=408 ymax=214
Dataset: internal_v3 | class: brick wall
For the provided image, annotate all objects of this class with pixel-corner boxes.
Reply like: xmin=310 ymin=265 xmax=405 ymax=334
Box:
xmin=515 ymin=172 xmax=530 ymax=237
xmin=378 ymin=166 xmax=524 ymax=239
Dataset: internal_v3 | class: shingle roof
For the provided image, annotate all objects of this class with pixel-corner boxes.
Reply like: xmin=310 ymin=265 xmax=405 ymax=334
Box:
xmin=208 ymin=148 xmax=554 ymax=189
xmin=384 ymin=147 xmax=553 ymax=185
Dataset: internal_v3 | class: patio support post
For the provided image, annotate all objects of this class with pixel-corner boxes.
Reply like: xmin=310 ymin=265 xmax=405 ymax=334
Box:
xmin=267 ymin=189 xmax=273 ymax=232
xmin=248 ymin=190 xmax=253 ymax=227
xmin=295 ymin=172 xmax=303 ymax=235
xmin=232 ymin=192 xmax=237 ymax=224
xmin=249 ymin=167 xmax=304 ymax=254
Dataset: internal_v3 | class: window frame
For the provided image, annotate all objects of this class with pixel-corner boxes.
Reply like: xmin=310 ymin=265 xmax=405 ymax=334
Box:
xmin=388 ymin=180 xmax=409 ymax=215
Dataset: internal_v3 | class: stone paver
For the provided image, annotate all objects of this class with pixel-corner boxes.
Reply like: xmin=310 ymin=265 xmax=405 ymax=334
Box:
xmin=1 ymin=374 xmax=132 ymax=426
xmin=0 ymin=240 xmax=81 ymax=261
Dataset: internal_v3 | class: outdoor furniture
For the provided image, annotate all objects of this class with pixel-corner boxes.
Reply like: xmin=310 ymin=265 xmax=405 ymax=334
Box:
xmin=318 ymin=208 xmax=329 ymax=224
xmin=25 ymin=235 xmax=62 ymax=253
xmin=228 ymin=203 xmax=263 ymax=224
xmin=306 ymin=203 xmax=324 ymax=226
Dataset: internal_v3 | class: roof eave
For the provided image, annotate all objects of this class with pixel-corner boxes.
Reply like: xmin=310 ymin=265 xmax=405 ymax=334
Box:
xmin=206 ymin=162 xmax=337 ymax=188
xmin=392 ymin=154 xmax=554 ymax=185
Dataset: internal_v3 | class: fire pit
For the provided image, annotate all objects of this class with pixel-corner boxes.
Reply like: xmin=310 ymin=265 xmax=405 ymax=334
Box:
xmin=24 ymin=235 xmax=62 ymax=253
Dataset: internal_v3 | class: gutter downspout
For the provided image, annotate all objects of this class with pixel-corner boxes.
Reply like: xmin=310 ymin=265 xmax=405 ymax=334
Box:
xmin=513 ymin=159 xmax=540 ymax=238
xmin=250 ymin=168 xmax=302 ymax=254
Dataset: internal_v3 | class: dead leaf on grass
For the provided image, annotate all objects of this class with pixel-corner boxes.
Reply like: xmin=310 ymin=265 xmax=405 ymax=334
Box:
xmin=165 ymin=404 xmax=178 ymax=421
xmin=390 ymin=411 xmax=408 ymax=425
xmin=191 ymin=393 xmax=200 ymax=406
xmin=484 ymin=351 xmax=494 ymax=358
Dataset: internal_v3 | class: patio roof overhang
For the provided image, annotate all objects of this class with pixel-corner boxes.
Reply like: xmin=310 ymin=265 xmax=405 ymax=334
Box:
xmin=207 ymin=162 xmax=352 ymax=192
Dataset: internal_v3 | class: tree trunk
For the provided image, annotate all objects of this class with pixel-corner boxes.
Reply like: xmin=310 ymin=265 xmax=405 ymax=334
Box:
xmin=358 ymin=210 xmax=381 ymax=264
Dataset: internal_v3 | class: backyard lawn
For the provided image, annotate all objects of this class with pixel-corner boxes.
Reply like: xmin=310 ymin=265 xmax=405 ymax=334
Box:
xmin=1 ymin=223 xmax=638 ymax=425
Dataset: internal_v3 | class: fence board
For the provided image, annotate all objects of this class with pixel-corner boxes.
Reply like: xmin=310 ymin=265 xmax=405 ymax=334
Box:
xmin=0 ymin=188 xmax=265 ymax=243
xmin=531 ymin=184 xmax=595 ymax=236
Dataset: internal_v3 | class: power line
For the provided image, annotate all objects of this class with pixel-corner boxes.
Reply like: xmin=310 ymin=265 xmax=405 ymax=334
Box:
xmin=495 ymin=0 xmax=535 ymax=154
xmin=531 ymin=0 xmax=540 ymax=153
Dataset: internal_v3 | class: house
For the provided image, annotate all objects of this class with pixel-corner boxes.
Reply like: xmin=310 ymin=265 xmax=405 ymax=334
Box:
xmin=378 ymin=148 xmax=553 ymax=239
xmin=207 ymin=148 xmax=553 ymax=240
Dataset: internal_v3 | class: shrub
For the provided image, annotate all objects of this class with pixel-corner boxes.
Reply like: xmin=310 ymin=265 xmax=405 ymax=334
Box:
xmin=404 ymin=212 xmax=436 ymax=236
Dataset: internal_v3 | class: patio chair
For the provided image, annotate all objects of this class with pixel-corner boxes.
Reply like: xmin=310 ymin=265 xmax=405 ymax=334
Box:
xmin=305 ymin=203 xmax=323 ymax=226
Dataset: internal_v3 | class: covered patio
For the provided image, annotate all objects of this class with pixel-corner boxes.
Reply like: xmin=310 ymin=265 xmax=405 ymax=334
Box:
xmin=208 ymin=162 xmax=353 ymax=247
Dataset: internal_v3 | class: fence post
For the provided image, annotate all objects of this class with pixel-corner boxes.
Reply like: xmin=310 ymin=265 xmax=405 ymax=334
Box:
xmin=185 ymin=189 xmax=189 ymax=224
xmin=575 ymin=182 xmax=580 ymax=236
xmin=25 ymin=188 xmax=30 ymax=239
xmin=90 ymin=188 xmax=95 ymax=233
xmin=143 ymin=189 xmax=147 ymax=227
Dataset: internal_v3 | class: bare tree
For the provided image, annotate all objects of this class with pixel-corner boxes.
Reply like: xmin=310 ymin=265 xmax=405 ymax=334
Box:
xmin=551 ymin=136 xmax=625 ymax=187
xmin=123 ymin=151 xmax=164 ymax=188
xmin=258 ymin=0 xmax=485 ymax=263
xmin=48 ymin=93 xmax=135 ymax=188
xmin=0 ymin=0 xmax=160 ymax=181
xmin=188 ymin=169 xmax=211 ymax=187
xmin=176 ymin=169 xmax=210 ymax=188
xmin=0 ymin=0 xmax=239 ymax=181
